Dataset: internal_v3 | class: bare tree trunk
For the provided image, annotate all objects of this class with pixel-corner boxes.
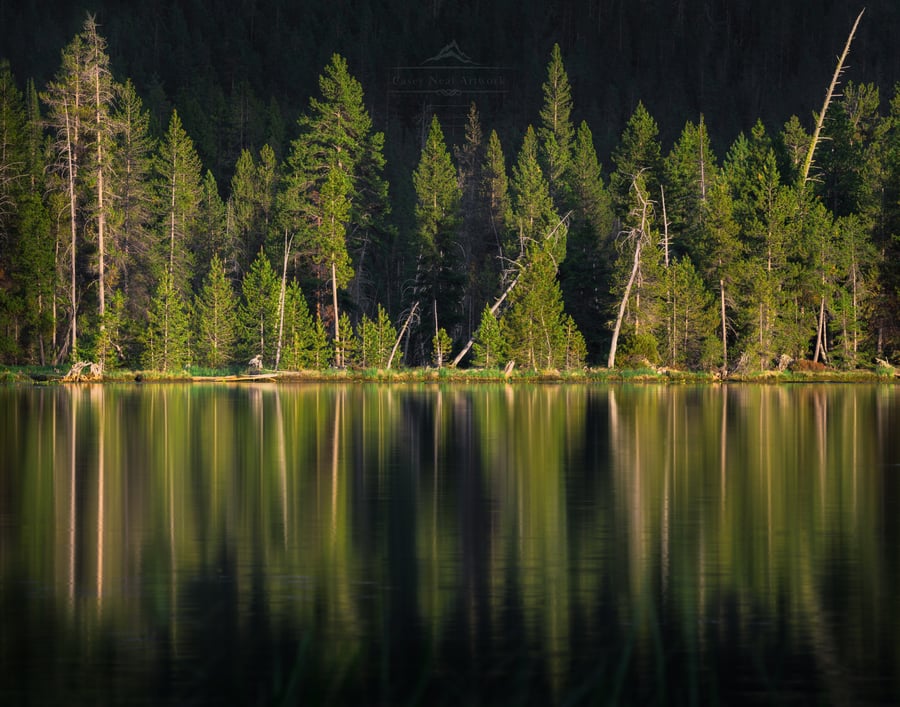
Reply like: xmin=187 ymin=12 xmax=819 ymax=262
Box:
xmin=813 ymin=295 xmax=827 ymax=363
xmin=607 ymin=238 xmax=642 ymax=369
xmin=608 ymin=176 xmax=651 ymax=369
xmin=720 ymin=278 xmax=728 ymax=370
xmin=64 ymin=98 xmax=78 ymax=360
xmin=801 ymin=9 xmax=864 ymax=184
xmin=274 ymin=229 xmax=293 ymax=370
xmin=450 ymin=274 xmax=519 ymax=367
xmin=332 ymin=259 xmax=341 ymax=367
xmin=387 ymin=302 xmax=418 ymax=369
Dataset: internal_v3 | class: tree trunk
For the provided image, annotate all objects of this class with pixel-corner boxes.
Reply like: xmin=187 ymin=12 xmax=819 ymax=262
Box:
xmin=607 ymin=237 xmax=642 ymax=369
xmin=64 ymin=98 xmax=78 ymax=359
xmin=332 ymin=258 xmax=341 ymax=368
xmin=801 ymin=9 xmax=864 ymax=184
xmin=275 ymin=230 xmax=292 ymax=370
xmin=720 ymin=278 xmax=728 ymax=370
xmin=387 ymin=302 xmax=418 ymax=369
xmin=813 ymin=295 xmax=827 ymax=363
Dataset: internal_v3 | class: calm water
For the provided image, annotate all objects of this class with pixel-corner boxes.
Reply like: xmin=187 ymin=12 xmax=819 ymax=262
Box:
xmin=1 ymin=382 xmax=899 ymax=706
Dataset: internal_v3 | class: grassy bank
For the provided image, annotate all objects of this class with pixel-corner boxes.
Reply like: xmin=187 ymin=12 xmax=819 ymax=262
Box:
xmin=2 ymin=364 xmax=897 ymax=385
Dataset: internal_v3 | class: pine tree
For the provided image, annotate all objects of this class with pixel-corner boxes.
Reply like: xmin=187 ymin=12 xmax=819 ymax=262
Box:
xmin=113 ymin=79 xmax=156 ymax=328
xmin=663 ymin=116 xmax=716 ymax=262
xmin=143 ymin=269 xmax=191 ymax=371
xmin=154 ymin=109 xmax=203 ymax=295
xmin=412 ymin=114 xmax=463 ymax=355
xmin=278 ymin=53 xmax=388 ymax=343
xmin=229 ymin=145 xmax=277 ymax=277
xmin=240 ymin=249 xmax=279 ymax=367
xmin=560 ymin=120 xmax=614 ymax=359
xmin=538 ymin=43 xmax=575 ymax=205
xmin=432 ymin=327 xmax=452 ymax=368
xmin=510 ymin=126 xmax=566 ymax=264
xmin=279 ymin=280 xmax=316 ymax=370
xmin=472 ymin=303 xmax=507 ymax=368
xmin=483 ymin=129 xmax=512 ymax=277
xmin=610 ymin=102 xmax=663 ymax=213
xmin=358 ymin=304 xmax=396 ymax=369
xmin=502 ymin=243 xmax=575 ymax=370
xmin=193 ymin=254 xmax=238 ymax=369
xmin=194 ymin=170 xmax=227 ymax=290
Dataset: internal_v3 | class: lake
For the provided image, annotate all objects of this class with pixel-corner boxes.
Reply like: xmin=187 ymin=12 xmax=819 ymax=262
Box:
xmin=1 ymin=382 xmax=899 ymax=705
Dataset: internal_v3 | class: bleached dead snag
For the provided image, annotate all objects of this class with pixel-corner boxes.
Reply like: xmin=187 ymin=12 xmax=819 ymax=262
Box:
xmin=386 ymin=302 xmax=419 ymax=370
xmin=63 ymin=361 xmax=102 ymax=381
xmin=801 ymin=9 xmax=865 ymax=185
xmin=607 ymin=175 xmax=652 ymax=369
xmin=449 ymin=211 xmax=571 ymax=368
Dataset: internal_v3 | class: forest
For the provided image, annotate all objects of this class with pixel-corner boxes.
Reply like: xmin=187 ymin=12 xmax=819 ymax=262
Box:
xmin=1 ymin=5 xmax=900 ymax=373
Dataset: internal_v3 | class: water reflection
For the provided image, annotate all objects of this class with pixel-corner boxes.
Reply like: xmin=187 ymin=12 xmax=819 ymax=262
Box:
xmin=1 ymin=383 xmax=899 ymax=705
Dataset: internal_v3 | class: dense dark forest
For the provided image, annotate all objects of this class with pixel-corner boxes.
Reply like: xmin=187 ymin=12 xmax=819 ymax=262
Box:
xmin=1 ymin=0 xmax=899 ymax=371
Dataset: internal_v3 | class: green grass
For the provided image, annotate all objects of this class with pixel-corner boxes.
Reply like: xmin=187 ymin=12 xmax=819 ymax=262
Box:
xmin=2 ymin=362 xmax=896 ymax=385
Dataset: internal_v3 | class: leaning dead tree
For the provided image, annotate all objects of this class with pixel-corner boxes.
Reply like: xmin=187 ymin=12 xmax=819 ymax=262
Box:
xmin=608 ymin=174 xmax=652 ymax=369
xmin=804 ymin=8 xmax=864 ymax=364
xmin=801 ymin=8 xmax=865 ymax=185
xmin=450 ymin=211 xmax=571 ymax=367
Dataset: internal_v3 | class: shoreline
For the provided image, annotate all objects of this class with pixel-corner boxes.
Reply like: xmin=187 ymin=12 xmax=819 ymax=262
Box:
xmin=3 ymin=365 xmax=897 ymax=385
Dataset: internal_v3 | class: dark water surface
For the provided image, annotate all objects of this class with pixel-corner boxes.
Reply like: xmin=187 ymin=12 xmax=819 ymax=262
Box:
xmin=1 ymin=382 xmax=899 ymax=705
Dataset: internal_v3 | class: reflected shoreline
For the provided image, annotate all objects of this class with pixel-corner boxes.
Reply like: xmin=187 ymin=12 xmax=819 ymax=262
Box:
xmin=2 ymin=384 xmax=898 ymax=705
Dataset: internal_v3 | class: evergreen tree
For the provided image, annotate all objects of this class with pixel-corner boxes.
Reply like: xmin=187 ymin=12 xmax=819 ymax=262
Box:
xmin=502 ymin=243 xmax=578 ymax=370
xmin=510 ymin=126 xmax=566 ymax=264
xmin=483 ymin=129 xmax=512 ymax=278
xmin=229 ymin=144 xmax=277 ymax=277
xmin=610 ymin=102 xmax=663 ymax=213
xmin=412 ymin=114 xmax=462 ymax=356
xmin=432 ymin=327 xmax=452 ymax=368
xmin=278 ymin=53 xmax=388 ymax=339
xmin=358 ymin=304 xmax=396 ymax=369
xmin=240 ymin=249 xmax=279 ymax=366
xmin=560 ymin=120 xmax=614 ymax=360
xmin=194 ymin=170 xmax=227 ymax=290
xmin=280 ymin=279 xmax=317 ymax=370
xmin=666 ymin=257 xmax=718 ymax=369
xmin=113 ymin=79 xmax=156 ymax=330
xmin=154 ymin=109 xmax=204 ymax=295
xmin=472 ymin=303 xmax=507 ymax=368
xmin=143 ymin=269 xmax=191 ymax=371
xmin=538 ymin=43 xmax=575 ymax=205
xmin=193 ymin=254 xmax=238 ymax=369
xmin=663 ymin=116 xmax=716 ymax=262
xmin=453 ymin=102 xmax=487 ymax=339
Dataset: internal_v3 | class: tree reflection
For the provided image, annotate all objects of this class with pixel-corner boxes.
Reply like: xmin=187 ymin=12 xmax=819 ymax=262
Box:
xmin=1 ymin=383 xmax=898 ymax=705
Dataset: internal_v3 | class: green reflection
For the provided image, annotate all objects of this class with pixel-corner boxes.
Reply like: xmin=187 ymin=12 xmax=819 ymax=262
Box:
xmin=1 ymin=383 xmax=898 ymax=704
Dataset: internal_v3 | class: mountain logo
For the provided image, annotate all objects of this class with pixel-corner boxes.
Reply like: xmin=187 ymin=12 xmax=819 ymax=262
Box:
xmin=423 ymin=41 xmax=476 ymax=65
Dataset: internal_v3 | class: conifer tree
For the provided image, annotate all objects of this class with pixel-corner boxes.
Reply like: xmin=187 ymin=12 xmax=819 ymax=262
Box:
xmin=193 ymin=254 xmax=238 ymax=369
xmin=240 ymin=249 xmax=279 ymax=367
xmin=155 ymin=109 xmax=203 ymax=295
xmin=358 ymin=304 xmax=396 ymax=369
xmin=412 ymin=114 xmax=462 ymax=354
xmin=610 ymin=102 xmax=663 ymax=213
xmin=279 ymin=280 xmax=316 ymax=370
xmin=143 ymin=269 xmax=191 ymax=371
xmin=560 ymin=120 xmax=614 ymax=358
xmin=472 ymin=303 xmax=507 ymax=368
xmin=538 ymin=43 xmax=575 ymax=205
xmin=663 ymin=116 xmax=716 ymax=261
xmin=510 ymin=126 xmax=566 ymax=264
xmin=113 ymin=79 xmax=156 ymax=326
xmin=483 ymin=129 xmax=512 ymax=276
xmin=278 ymin=53 xmax=388 ymax=349
xmin=194 ymin=170 xmax=227 ymax=290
